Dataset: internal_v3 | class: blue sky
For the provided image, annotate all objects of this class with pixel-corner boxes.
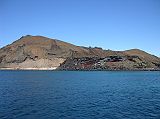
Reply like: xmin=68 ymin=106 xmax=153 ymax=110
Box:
xmin=0 ymin=0 xmax=160 ymax=56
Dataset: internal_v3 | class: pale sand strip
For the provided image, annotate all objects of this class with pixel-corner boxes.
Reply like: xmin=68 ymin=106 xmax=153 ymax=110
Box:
xmin=0 ymin=67 xmax=57 ymax=70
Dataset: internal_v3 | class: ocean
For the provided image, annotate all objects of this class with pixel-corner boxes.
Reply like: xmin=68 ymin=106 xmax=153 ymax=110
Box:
xmin=0 ymin=71 xmax=160 ymax=119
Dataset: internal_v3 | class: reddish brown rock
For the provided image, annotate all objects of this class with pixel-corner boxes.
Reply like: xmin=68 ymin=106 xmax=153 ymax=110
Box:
xmin=0 ymin=35 xmax=160 ymax=70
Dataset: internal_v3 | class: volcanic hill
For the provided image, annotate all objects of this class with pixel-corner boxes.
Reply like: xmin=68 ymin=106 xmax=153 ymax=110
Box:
xmin=0 ymin=35 xmax=160 ymax=70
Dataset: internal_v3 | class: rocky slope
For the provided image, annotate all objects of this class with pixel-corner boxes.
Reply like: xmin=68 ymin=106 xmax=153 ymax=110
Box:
xmin=0 ymin=35 xmax=160 ymax=70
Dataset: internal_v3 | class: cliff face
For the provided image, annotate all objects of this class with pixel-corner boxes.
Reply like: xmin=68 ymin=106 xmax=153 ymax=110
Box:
xmin=0 ymin=35 xmax=160 ymax=70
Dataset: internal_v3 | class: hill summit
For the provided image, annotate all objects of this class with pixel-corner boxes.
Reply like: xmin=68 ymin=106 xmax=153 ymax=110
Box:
xmin=0 ymin=35 xmax=160 ymax=70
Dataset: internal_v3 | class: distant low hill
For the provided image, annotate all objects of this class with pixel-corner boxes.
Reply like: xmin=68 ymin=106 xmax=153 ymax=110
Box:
xmin=0 ymin=35 xmax=160 ymax=70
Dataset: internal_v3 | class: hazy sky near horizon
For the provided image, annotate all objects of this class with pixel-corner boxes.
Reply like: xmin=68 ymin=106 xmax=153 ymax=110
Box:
xmin=0 ymin=0 xmax=160 ymax=56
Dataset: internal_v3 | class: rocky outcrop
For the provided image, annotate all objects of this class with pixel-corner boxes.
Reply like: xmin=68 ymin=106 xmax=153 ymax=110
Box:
xmin=0 ymin=35 xmax=160 ymax=70
xmin=58 ymin=56 xmax=160 ymax=70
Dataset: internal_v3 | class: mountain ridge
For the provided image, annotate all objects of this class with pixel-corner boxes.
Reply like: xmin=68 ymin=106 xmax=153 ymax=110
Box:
xmin=0 ymin=35 xmax=160 ymax=70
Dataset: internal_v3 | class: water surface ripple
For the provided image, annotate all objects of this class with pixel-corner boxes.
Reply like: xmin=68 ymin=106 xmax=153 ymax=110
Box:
xmin=0 ymin=71 xmax=160 ymax=119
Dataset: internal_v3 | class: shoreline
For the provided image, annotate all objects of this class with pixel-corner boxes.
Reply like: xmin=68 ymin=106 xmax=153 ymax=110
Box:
xmin=0 ymin=67 xmax=57 ymax=70
xmin=0 ymin=68 xmax=160 ymax=71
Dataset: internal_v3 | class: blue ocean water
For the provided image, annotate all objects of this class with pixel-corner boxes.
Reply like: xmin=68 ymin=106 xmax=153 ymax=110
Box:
xmin=0 ymin=71 xmax=160 ymax=119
